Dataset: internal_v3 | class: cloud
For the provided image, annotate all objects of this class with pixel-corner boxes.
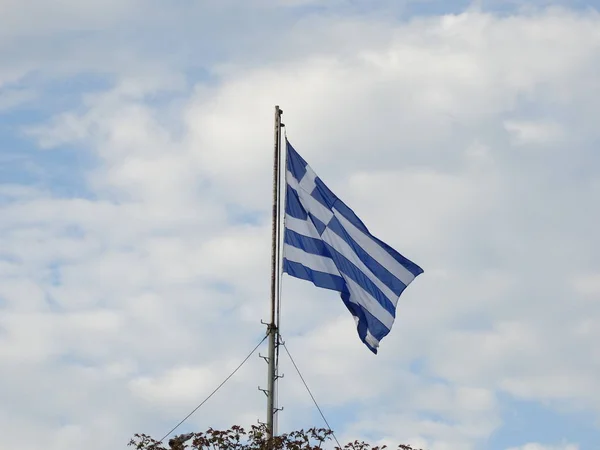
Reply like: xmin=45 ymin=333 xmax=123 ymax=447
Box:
xmin=1 ymin=3 xmax=600 ymax=450
xmin=572 ymin=274 xmax=600 ymax=297
xmin=503 ymin=120 xmax=565 ymax=146
xmin=506 ymin=444 xmax=579 ymax=450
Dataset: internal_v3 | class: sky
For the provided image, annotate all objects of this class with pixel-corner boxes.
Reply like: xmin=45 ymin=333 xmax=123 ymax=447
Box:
xmin=1 ymin=0 xmax=600 ymax=449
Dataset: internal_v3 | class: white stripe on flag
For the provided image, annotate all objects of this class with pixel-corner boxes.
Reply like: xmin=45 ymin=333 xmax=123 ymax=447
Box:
xmin=287 ymin=171 xmax=333 ymax=225
xmin=343 ymin=275 xmax=395 ymax=330
xmin=321 ymin=227 xmax=398 ymax=303
xmin=351 ymin=316 xmax=381 ymax=349
xmin=287 ymin=215 xmax=400 ymax=305
xmin=333 ymin=208 xmax=416 ymax=286
xmin=299 ymin=164 xmax=317 ymax=193
xmin=283 ymin=245 xmax=340 ymax=276
xmin=285 ymin=216 xmax=321 ymax=239
xmin=365 ymin=330 xmax=380 ymax=349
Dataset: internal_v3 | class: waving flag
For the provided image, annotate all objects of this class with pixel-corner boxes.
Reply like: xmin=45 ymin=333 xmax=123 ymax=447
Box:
xmin=282 ymin=140 xmax=423 ymax=353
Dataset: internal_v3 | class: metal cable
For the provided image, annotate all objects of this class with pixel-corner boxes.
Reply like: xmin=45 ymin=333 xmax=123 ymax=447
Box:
xmin=280 ymin=338 xmax=342 ymax=449
xmin=156 ymin=335 xmax=268 ymax=444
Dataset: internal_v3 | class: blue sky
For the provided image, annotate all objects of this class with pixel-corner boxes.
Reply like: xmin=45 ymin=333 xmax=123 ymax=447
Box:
xmin=1 ymin=1 xmax=600 ymax=450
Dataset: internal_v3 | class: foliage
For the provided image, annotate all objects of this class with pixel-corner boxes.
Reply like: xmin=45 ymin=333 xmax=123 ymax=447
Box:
xmin=129 ymin=425 xmax=423 ymax=450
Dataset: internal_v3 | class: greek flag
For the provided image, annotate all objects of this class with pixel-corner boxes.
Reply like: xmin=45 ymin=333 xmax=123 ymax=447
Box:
xmin=282 ymin=140 xmax=423 ymax=353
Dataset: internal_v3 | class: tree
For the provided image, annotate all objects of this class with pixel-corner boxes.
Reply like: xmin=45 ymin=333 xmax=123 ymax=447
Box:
xmin=129 ymin=425 xmax=423 ymax=450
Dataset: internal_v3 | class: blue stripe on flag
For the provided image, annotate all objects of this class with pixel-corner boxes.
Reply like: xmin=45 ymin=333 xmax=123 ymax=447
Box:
xmin=311 ymin=185 xmax=335 ymax=209
xmin=339 ymin=291 xmax=390 ymax=348
xmin=325 ymin=189 xmax=424 ymax=279
xmin=314 ymin=177 xmax=371 ymax=234
xmin=286 ymin=141 xmax=307 ymax=181
xmin=285 ymin=229 xmax=396 ymax=317
xmin=283 ymin=259 xmax=346 ymax=292
xmin=315 ymin=177 xmax=423 ymax=280
xmin=327 ymin=216 xmax=407 ymax=296
xmin=312 ymin=175 xmax=423 ymax=278
xmin=371 ymin=236 xmax=424 ymax=278
xmin=283 ymin=259 xmax=389 ymax=353
xmin=285 ymin=184 xmax=308 ymax=220
xmin=314 ymin=177 xmax=338 ymax=211
xmin=284 ymin=229 xmax=328 ymax=256
xmin=308 ymin=213 xmax=327 ymax=235
xmin=322 ymin=241 xmax=396 ymax=317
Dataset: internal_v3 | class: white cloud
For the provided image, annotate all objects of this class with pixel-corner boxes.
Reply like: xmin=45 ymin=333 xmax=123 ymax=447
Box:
xmin=1 ymin=4 xmax=600 ymax=450
xmin=506 ymin=443 xmax=579 ymax=450
xmin=572 ymin=274 xmax=600 ymax=297
xmin=130 ymin=365 xmax=219 ymax=405
xmin=504 ymin=120 xmax=565 ymax=146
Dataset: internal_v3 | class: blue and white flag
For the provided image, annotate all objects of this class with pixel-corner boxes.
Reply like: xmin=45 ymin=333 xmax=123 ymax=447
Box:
xmin=282 ymin=140 xmax=423 ymax=353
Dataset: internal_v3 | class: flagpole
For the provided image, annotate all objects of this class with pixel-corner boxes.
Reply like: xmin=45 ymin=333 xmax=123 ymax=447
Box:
xmin=266 ymin=105 xmax=283 ymax=440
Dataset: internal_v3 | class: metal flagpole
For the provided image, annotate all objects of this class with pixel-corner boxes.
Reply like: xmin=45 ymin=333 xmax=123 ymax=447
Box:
xmin=266 ymin=105 xmax=283 ymax=440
